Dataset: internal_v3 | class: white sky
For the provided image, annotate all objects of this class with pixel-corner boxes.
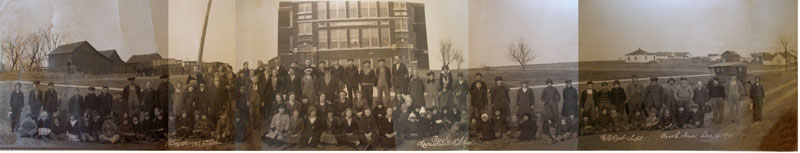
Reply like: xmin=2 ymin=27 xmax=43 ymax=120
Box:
xmin=0 ymin=0 xmax=163 ymax=62
xmin=580 ymin=0 xmax=798 ymax=61
xmin=469 ymin=0 xmax=579 ymax=67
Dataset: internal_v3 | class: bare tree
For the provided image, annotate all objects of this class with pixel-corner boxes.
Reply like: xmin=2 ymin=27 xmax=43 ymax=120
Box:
xmin=439 ymin=39 xmax=461 ymax=69
xmin=507 ymin=38 xmax=536 ymax=71
xmin=3 ymin=34 xmax=27 ymax=71
xmin=453 ymin=49 xmax=465 ymax=70
xmin=774 ymin=35 xmax=796 ymax=69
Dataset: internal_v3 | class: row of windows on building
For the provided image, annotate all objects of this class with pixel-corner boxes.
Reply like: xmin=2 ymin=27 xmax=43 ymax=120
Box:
xmin=297 ymin=19 xmax=407 ymax=36
xmin=298 ymin=1 xmax=407 ymax=20
xmin=317 ymin=28 xmax=392 ymax=49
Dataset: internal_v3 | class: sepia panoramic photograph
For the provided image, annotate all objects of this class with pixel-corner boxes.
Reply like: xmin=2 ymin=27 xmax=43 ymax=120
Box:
xmin=0 ymin=0 xmax=796 ymax=151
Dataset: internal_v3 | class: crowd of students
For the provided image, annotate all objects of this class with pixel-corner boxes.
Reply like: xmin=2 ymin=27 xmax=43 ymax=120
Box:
xmin=578 ymin=75 xmax=766 ymax=136
xmin=8 ymin=81 xmax=168 ymax=144
xmin=7 ymin=55 xmax=768 ymax=149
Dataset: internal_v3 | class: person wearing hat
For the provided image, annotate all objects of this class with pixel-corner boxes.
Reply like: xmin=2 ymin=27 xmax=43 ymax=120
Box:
xmin=301 ymin=106 xmax=324 ymax=147
xmin=643 ymin=77 xmax=665 ymax=117
xmin=542 ymin=79 xmax=561 ymax=125
xmin=28 ymin=81 xmax=43 ymax=119
xmin=155 ymin=74 xmax=173 ymax=116
xmin=749 ymin=77 xmax=765 ymax=122
xmin=725 ymin=75 xmax=745 ymax=123
xmin=663 ymin=78 xmax=679 ymax=117
xmin=517 ymin=80 xmax=535 ymax=117
xmin=610 ymin=80 xmax=627 ymax=117
xmin=687 ymin=103 xmax=703 ymax=128
xmin=626 ymin=75 xmax=645 ymax=118
xmin=423 ymin=71 xmax=438 ymax=108
xmin=301 ymin=67 xmax=317 ymax=103
xmin=10 ymin=82 xmax=25 ymax=132
xmin=123 ymin=77 xmax=142 ymax=117
xmin=43 ymin=82 xmax=59 ymax=115
xmin=359 ymin=61 xmax=377 ymax=104
xmin=562 ymin=80 xmax=579 ymax=119
xmin=470 ymin=72 xmax=487 ymax=92
xmin=490 ymin=76 xmax=511 ymax=118
xmin=478 ymin=113 xmax=495 ymax=141
xmin=708 ymin=77 xmax=725 ymax=123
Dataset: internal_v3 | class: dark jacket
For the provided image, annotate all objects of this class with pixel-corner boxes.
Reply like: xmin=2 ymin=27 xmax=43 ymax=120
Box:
xmin=43 ymin=89 xmax=58 ymax=113
xmin=708 ymin=84 xmax=725 ymax=98
xmin=562 ymin=86 xmax=579 ymax=117
xmin=10 ymin=90 xmax=24 ymax=110
xmin=610 ymin=87 xmax=627 ymax=106
xmin=580 ymin=89 xmax=599 ymax=108
xmin=343 ymin=65 xmax=360 ymax=85
xmin=122 ymin=84 xmax=142 ymax=102
xmin=391 ymin=63 xmax=407 ymax=89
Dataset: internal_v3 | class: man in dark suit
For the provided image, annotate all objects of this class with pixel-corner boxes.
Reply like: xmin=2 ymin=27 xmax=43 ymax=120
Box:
xmin=391 ymin=56 xmax=408 ymax=100
xmin=344 ymin=59 xmax=361 ymax=102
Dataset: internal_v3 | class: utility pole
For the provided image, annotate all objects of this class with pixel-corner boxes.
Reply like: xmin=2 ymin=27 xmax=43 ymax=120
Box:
xmin=197 ymin=0 xmax=213 ymax=72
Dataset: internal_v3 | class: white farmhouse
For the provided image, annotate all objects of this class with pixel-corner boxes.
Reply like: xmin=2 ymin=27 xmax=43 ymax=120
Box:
xmin=624 ymin=48 xmax=657 ymax=63
xmin=763 ymin=52 xmax=797 ymax=66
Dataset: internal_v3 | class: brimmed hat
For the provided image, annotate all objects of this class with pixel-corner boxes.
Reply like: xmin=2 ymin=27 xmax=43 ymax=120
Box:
xmin=600 ymin=82 xmax=608 ymax=86
xmin=521 ymin=80 xmax=529 ymax=84
xmin=650 ymin=77 xmax=658 ymax=81
xmin=586 ymin=81 xmax=593 ymax=85
xmin=32 ymin=81 xmax=40 ymax=85
xmin=48 ymin=82 xmax=55 ymax=86
xmin=680 ymin=77 xmax=687 ymax=81
xmin=475 ymin=72 xmax=482 ymax=76
xmin=613 ymin=80 xmax=620 ymax=85
xmin=495 ymin=76 xmax=503 ymax=81
xmin=127 ymin=77 xmax=136 ymax=81
xmin=565 ymin=80 xmax=572 ymax=83
xmin=160 ymin=74 xmax=170 ymax=79
xmin=546 ymin=79 xmax=553 ymax=84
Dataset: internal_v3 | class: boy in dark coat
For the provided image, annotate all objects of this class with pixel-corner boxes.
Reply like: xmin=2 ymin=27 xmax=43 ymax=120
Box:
xmin=490 ymin=77 xmax=511 ymax=118
xmin=750 ymin=77 xmax=765 ymax=121
xmin=518 ymin=113 xmax=537 ymax=141
xmin=10 ymin=82 xmax=24 ymax=132
xmin=517 ymin=81 xmax=535 ymax=117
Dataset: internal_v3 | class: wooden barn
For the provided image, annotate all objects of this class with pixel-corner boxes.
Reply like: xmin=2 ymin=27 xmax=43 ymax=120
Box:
xmin=48 ymin=41 xmax=115 ymax=75
xmin=99 ymin=50 xmax=128 ymax=73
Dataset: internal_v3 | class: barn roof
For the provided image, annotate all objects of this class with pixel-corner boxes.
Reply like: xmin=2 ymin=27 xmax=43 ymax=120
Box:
xmin=49 ymin=41 xmax=91 ymax=55
xmin=98 ymin=50 xmax=124 ymax=63
xmin=625 ymin=48 xmax=654 ymax=56
xmin=721 ymin=50 xmax=740 ymax=57
xmin=127 ymin=53 xmax=163 ymax=64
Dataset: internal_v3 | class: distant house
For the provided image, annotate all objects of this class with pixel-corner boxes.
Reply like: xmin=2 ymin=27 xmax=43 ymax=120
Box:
xmin=672 ymin=52 xmax=691 ymax=59
xmin=708 ymin=54 xmax=721 ymax=61
xmin=654 ymin=52 xmax=672 ymax=60
xmin=763 ymin=52 xmax=797 ymax=66
xmin=750 ymin=52 xmax=766 ymax=63
xmin=720 ymin=50 xmax=741 ymax=63
xmin=624 ymin=48 xmax=657 ymax=63
xmin=48 ymin=41 xmax=115 ymax=74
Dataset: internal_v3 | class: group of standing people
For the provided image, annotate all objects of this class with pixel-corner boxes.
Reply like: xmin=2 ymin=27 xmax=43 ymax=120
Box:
xmin=578 ymin=75 xmax=766 ymax=136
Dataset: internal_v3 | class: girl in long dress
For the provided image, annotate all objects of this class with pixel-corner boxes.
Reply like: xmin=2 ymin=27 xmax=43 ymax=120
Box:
xmin=424 ymin=72 xmax=438 ymax=108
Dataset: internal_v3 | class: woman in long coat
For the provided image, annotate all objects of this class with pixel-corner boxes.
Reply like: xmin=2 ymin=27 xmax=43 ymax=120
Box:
xmin=562 ymin=80 xmax=580 ymax=118
xmin=408 ymin=69 xmax=426 ymax=109
xmin=301 ymin=68 xmax=317 ymax=102
xmin=424 ymin=72 xmax=439 ymax=108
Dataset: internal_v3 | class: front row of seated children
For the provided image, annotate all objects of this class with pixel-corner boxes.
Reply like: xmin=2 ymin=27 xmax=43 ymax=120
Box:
xmin=580 ymin=104 xmax=704 ymax=136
